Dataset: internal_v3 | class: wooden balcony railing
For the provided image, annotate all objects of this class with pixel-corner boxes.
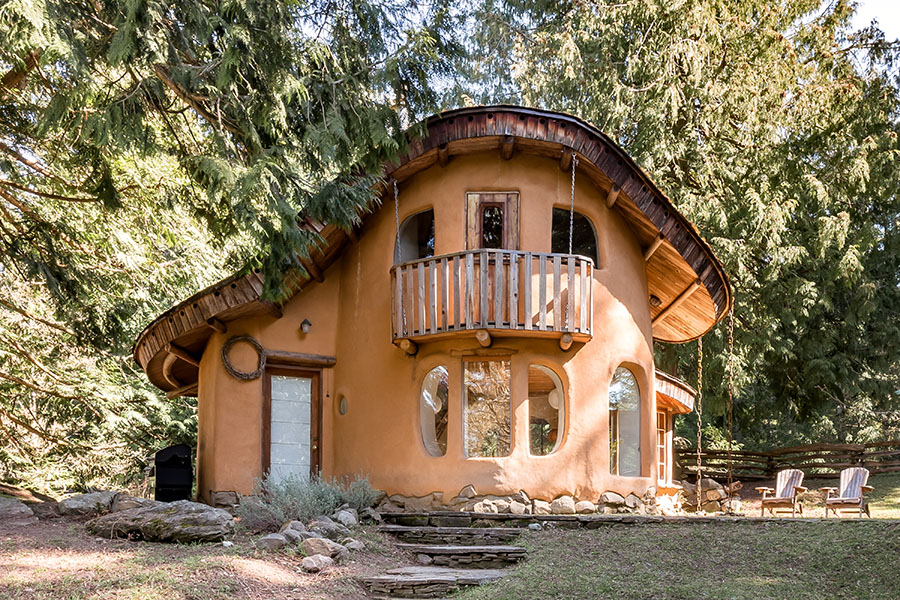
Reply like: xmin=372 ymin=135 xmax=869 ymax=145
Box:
xmin=390 ymin=249 xmax=593 ymax=346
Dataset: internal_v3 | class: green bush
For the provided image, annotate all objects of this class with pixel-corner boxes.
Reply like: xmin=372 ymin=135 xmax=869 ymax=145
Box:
xmin=236 ymin=473 xmax=380 ymax=533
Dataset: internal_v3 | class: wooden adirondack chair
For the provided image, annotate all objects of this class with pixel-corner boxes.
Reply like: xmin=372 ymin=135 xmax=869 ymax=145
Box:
xmin=820 ymin=467 xmax=873 ymax=518
xmin=756 ymin=469 xmax=807 ymax=517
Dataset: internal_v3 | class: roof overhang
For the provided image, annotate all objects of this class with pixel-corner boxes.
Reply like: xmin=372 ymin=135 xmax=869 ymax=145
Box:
xmin=134 ymin=105 xmax=732 ymax=395
xmin=655 ymin=369 xmax=697 ymax=414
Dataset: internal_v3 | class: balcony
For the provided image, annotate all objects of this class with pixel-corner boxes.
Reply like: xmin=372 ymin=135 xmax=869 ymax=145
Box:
xmin=390 ymin=249 xmax=593 ymax=352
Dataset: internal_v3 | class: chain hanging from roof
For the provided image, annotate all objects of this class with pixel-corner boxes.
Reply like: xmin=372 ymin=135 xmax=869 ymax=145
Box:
xmin=695 ymin=336 xmax=703 ymax=507
xmin=726 ymin=306 xmax=736 ymax=496
xmin=393 ymin=179 xmax=401 ymax=263
xmin=568 ymin=151 xmax=578 ymax=255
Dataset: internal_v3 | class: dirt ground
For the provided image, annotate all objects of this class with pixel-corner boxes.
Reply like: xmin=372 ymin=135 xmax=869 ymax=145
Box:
xmin=0 ymin=515 xmax=414 ymax=600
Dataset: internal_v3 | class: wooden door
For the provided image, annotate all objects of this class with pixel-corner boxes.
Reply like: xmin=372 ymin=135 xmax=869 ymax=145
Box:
xmin=466 ymin=192 xmax=520 ymax=250
xmin=263 ymin=368 xmax=321 ymax=481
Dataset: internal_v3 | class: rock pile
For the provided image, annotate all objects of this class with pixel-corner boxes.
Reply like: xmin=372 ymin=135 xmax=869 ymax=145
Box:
xmin=678 ymin=479 xmax=742 ymax=513
xmin=379 ymin=485 xmax=661 ymax=516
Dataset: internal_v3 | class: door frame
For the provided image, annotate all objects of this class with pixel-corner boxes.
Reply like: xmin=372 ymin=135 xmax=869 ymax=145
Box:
xmin=262 ymin=366 xmax=323 ymax=479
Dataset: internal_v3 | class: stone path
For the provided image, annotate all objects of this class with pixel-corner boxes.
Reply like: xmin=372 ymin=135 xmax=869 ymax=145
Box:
xmin=358 ymin=514 xmax=527 ymax=598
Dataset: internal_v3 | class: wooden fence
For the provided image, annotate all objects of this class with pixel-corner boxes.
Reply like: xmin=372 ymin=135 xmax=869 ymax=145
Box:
xmin=676 ymin=441 xmax=900 ymax=480
xmin=390 ymin=249 xmax=593 ymax=341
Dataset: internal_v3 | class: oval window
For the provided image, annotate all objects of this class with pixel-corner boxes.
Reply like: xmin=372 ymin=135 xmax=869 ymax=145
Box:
xmin=609 ymin=366 xmax=641 ymax=476
xmin=420 ymin=366 xmax=449 ymax=457
xmin=528 ymin=365 xmax=565 ymax=455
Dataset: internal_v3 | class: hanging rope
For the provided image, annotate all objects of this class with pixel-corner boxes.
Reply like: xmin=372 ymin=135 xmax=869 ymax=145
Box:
xmin=393 ymin=179 xmax=401 ymax=263
xmin=695 ymin=337 xmax=704 ymax=508
xmin=726 ymin=306 xmax=735 ymax=494
xmin=568 ymin=152 xmax=578 ymax=255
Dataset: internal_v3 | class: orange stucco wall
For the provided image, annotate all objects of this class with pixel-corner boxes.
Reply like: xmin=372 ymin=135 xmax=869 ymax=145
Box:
xmin=197 ymin=152 xmax=659 ymax=503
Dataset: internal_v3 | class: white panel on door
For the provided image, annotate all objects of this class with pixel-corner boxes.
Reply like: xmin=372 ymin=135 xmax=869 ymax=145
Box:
xmin=269 ymin=375 xmax=312 ymax=483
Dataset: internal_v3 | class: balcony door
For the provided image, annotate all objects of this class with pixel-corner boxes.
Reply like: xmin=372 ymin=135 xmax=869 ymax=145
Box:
xmin=466 ymin=192 xmax=519 ymax=250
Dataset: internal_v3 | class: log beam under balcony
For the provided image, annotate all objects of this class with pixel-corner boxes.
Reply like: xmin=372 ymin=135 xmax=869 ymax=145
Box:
xmin=437 ymin=143 xmax=450 ymax=167
xmin=643 ymin=233 xmax=665 ymax=262
xmin=398 ymin=338 xmax=418 ymax=355
xmin=559 ymin=333 xmax=574 ymax=351
xmin=475 ymin=329 xmax=492 ymax=347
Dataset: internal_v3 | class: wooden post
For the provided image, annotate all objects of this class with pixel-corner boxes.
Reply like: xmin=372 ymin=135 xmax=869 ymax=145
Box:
xmin=398 ymin=338 xmax=418 ymax=356
xmin=475 ymin=329 xmax=492 ymax=348
xmin=437 ymin=143 xmax=450 ymax=167
xmin=559 ymin=333 xmax=574 ymax=351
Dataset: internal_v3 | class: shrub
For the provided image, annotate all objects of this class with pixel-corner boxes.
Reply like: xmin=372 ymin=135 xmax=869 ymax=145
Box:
xmin=236 ymin=473 xmax=379 ymax=533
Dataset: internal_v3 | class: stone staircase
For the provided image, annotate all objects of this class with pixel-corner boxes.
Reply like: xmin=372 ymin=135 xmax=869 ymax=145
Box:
xmin=359 ymin=514 xmax=527 ymax=598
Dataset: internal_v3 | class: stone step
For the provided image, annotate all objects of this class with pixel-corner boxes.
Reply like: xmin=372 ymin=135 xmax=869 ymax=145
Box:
xmin=396 ymin=543 xmax=527 ymax=569
xmin=359 ymin=566 xmax=506 ymax=598
xmin=378 ymin=524 xmax=522 ymax=545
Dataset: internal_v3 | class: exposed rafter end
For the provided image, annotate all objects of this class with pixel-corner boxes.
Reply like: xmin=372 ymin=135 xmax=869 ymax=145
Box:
xmin=605 ymin=185 xmax=620 ymax=208
xmin=643 ymin=233 xmax=665 ymax=262
xmin=166 ymin=382 xmax=199 ymax=399
xmin=397 ymin=338 xmax=417 ymax=355
xmin=475 ymin=329 xmax=492 ymax=347
xmin=300 ymin=256 xmax=324 ymax=282
xmin=437 ymin=143 xmax=450 ymax=167
xmin=559 ymin=149 xmax=573 ymax=172
xmin=652 ymin=279 xmax=702 ymax=326
xmin=261 ymin=301 xmax=283 ymax=319
xmin=206 ymin=317 xmax=227 ymax=334
xmin=501 ymin=135 xmax=515 ymax=160
xmin=165 ymin=342 xmax=200 ymax=367
xmin=559 ymin=333 xmax=574 ymax=351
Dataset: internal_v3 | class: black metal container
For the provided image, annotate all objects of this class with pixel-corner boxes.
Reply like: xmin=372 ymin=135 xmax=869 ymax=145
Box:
xmin=152 ymin=443 xmax=193 ymax=502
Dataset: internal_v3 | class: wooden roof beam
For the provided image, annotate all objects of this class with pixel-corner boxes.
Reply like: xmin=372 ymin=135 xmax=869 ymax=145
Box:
xmin=605 ymin=185 xmax=620 ymax=208
xmin=501 ymin=135 xmax=515 ymax=160
xmin=165 ymin=342 xmax=200 ymax=367
xmin=437 ymin=143 xmax=450 ymax=167
xmin=643 ymin=233 xmax=665 ymax=262
xmin=206 ymin=317 xmax=227 ymax=334
xmin=652 ymin=279 xmax=702 ymax=326
xmin=559 ymin=149 xmax=573 ymax=172
xmin=300 ymin=256 xmax=324 ymax=283
xmin=166 ymin=382 xmax=199 ymax=399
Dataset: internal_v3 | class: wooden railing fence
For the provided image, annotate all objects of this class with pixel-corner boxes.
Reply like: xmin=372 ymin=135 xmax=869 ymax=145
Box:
xmin=676 ymin=441 xmax=900 ymax=480
xmin=390 ymin=249 xmax=593 ymax=341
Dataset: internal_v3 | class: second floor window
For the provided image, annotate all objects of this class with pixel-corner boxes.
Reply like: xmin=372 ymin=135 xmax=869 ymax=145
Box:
xmin=396 ymin=209 xmax=435 ymax=263
xmin=551 ymin=208 xmax=598 ymax=264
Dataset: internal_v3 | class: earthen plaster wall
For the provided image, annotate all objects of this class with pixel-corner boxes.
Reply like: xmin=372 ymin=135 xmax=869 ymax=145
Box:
xmin=196 ymin=151 xmax=658 ymax=503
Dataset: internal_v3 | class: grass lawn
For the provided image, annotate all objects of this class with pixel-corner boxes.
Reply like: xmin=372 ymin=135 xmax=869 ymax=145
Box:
xmin=458 ymin=519 xmax=900 ymax=600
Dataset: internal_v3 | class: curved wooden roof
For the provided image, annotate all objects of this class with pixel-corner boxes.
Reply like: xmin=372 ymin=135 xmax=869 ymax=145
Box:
xmin=134 ymin=105 xmax=732 ymax=395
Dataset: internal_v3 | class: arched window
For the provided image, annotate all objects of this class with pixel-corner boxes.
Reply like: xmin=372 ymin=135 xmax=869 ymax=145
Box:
xmin=551 ymin=208 xmax=598 ymax=264
xmin=396 ymin=209 xmax=435 ymax=263
xmin=609 ymin=366 xmax=641 ymax=476
xmin=420 ymin=366 xmax=449 ymax=457
xmin=528 ymin=365 xmax=565 ymax=455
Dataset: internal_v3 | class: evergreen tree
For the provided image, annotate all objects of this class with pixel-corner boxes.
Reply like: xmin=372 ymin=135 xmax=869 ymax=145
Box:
xmin=458 ymin=0 xmax=900 ymax=446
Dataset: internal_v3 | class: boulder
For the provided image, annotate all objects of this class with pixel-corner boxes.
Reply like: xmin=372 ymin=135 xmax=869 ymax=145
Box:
xmin=280 ymin=520 xmax=307 ymax=534
xmin=403 ymin=494 xmax=437 ymax=512
xmin=458 ymin=484 xmax=478 ymax=499
xmin=512 ymin=490 xmax=530 ymax=505
xmin=470 ymin=500 xmax=498 ymax=513
xmin=280 ymin=528 xmax=303 ymax=544
xmin=643 ymin=486 xmax=657 ymax=500
xmin=59 ymin=491 xmax=117 ymax=516
xmin=527 ymin=523 xmax=542 ymax=531
xmin=308 ymin=515 xmax=350 ymax=540
xmin=342 ymin=537 xmax=365 ymax=551
xmin=509 ymin=500 xmax=528 ymax=515
xmin=575 ymin=500 xmax=596 ymax=514
xmin=29 ymin=501 xmax=60 ymax=520
xmin=300 ymin=554 xmax=334 ymax=573
xmin=298 ymin=530 xmax=325 ymax=540
xmin=333 ymin=509 xmax=358 ymax=528
xmin=111 ymin=494 xmax=158 ymax=512
xmin=624 ymin=494 xmax=642 ymax=510
xmin=532 ymin=499 xmax=552 ymax=515
xmin=550 ymin=496 xmax=576 ymax=514
xmin=86 ymin=500 xmax=234 ymax=543
xmin=377 ymin=500 xmax=402 ymax=513
xmin=599 ymin=491 xmax=625 ymax=506
xmin=491 ymin=498 xmax=511 ymax=513
xmin=256 ymin=533 xmax=288 ymax=551
xmin=301 ymin=537 xmax=348 ymax=561
xmin=359 ymin=507 xmax=382 ymax=523
xmin=0 ymin=497 xmax=37 ymax=525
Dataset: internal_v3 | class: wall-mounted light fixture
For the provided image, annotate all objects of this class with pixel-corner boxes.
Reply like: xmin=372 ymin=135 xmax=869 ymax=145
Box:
xmin=649 ymin=295 xmax=662 ymax=308
xmin=300 ymin=318 xmax=312 ymax=334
